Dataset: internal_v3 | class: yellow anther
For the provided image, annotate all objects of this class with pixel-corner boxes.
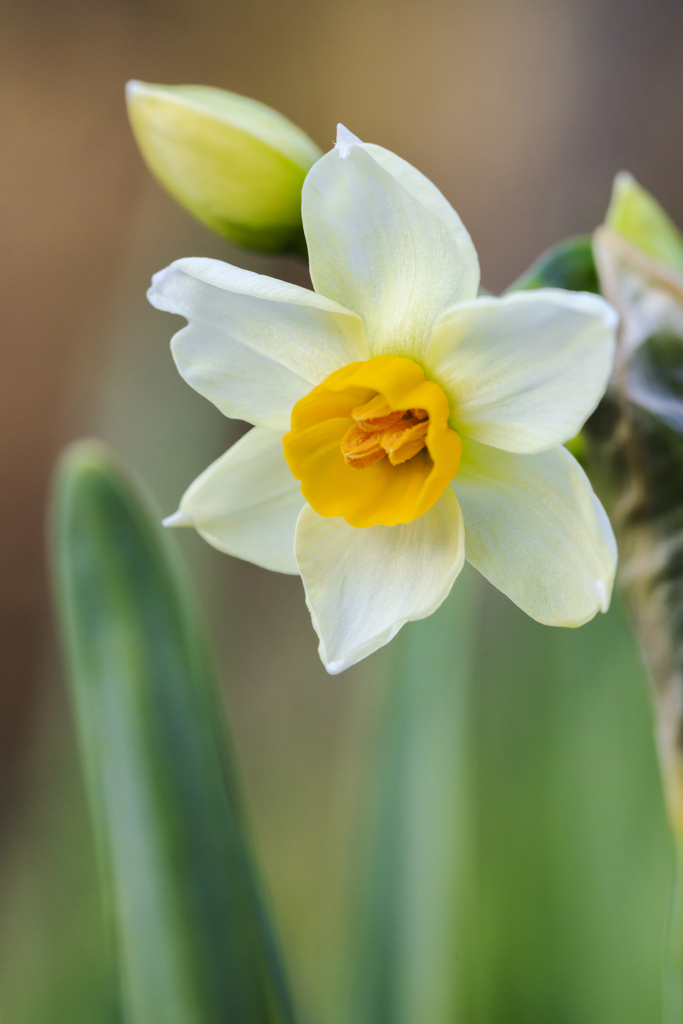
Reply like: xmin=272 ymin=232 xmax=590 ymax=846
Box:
xmin=341 ymin=423 xmax=386 ymax=468
xmin=387 ymin=437 xmax=428 ymax=465
xmin=351 ymin=394 xmax=404 ymax=433
xmin=342 ymin=405 xmax=431 ymax=469
xmin=382 ymin=415 xmax=429 ymax=464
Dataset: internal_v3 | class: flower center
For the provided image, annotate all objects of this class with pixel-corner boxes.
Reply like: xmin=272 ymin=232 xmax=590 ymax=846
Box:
xmin=283 ymin=355 xmax=461 ymax=528
xmin=341 ymin=399 xmax=430 ymax=468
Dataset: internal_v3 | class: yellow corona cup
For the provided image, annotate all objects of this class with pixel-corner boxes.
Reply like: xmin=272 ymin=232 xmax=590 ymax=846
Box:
xmin=126 ymin=81 xmax=321 ymax=252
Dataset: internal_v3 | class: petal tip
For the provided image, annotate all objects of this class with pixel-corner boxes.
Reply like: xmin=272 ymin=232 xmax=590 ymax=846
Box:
xmin=335 ymin=123 xmax=362 ymax=160
xmin=600 ymin=298 xmax=619 ymax=330
xmin=613 ymin=169 xmax=635 ymax=190
xmin=594 ymin=577 xmax=610 ymax=613
xmin=146 ymin=267 xmax=170 ymax=306
xmin=163 ymin=509 xmax=193 ymax=528
xmin=324 ymin=658 xmax=347 ymax=675
xmin=125 ymin=79 xmax=145 ymax=99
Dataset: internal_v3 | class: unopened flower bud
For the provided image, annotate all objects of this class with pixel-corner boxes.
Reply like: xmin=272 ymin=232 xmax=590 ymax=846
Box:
xmin=606 ymin=171 xmax=683 ymax=275
xmin=126 ymin=81 xmax=321 ymax=253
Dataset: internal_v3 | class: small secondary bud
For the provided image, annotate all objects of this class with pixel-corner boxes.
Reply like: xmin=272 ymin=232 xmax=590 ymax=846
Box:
xmin=126 ymin=81 xmax=321 ymax=253
xmin=606 ymin=171 xmax=683 ymax=275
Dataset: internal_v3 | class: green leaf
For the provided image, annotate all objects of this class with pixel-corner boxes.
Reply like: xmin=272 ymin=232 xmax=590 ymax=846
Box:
xmin=606 ymin=172 xmax=683 ymax=276
xmin=50 ymin=440 xmax=295 ymax=1024
xmin=350 ymin=567 xmax=480 ymax=1024
xmin=507 ymin=234 xmax=600 ymax=294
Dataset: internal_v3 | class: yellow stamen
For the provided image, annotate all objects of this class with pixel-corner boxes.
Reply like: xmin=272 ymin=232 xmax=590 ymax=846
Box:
xmin=351 ymin=394 xmax=404 ymax=433
xmin=387 ymin=437 xmax=427 ymax=465
xmin=342 ymin=400 xmax=431 ymax=469
xmin=340 ymin=423 xmax=386 ymax=468
xmin=382 ymin=415 xmax=429 ymax=465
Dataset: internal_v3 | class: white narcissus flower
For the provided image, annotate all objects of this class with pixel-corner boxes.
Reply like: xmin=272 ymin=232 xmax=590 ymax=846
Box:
xmin=149 ymin=124 xmax=618 ymax=674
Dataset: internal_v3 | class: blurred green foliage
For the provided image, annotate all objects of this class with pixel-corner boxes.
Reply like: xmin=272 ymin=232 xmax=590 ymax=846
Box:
xmin=1 ymin=557 xmax=670 ymax=1024
xmin=508 ymin=235 xmax=599 ymax=295
xmin=349 ymin=567 xmax=671 ymax=1024
xmin=48 ymin=440 xmax=293 ymax=1024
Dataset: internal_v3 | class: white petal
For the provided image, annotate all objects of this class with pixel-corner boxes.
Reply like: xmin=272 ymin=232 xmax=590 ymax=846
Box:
xmin=169 ymin=427 xmax=303 ymax=574
xmin=362 ymin=141 xmax=479 ymax=295
xmin=295 ymin=487 xmax=465 ymax=673
xmin=302 ymin=132 xmax=478 ymax=361
xmin=334 ymin=123 xmax=362 ymax=158
xmin=452 ymin=439 xmax=617 ymax=626
xmin=424 ymin=290 xmax=617 ymax=453
xmin=148 ymin=257 xmax=369 ymax=430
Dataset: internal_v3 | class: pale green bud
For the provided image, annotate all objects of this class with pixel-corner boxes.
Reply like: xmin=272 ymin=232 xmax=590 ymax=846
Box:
xmin=126 ymin=81 xmax=322 ymax=253
xmin=606 ymin=171 xmax=683 ymax=276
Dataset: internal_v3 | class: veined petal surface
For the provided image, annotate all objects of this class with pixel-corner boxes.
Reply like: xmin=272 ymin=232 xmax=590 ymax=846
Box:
xmin=425 ymin=290 xmax=617 ymax=453
xmin=168 ymin=427 xmax=303 ymax=574
xmin=148 ymin=257 xmax=369 ymax=430
xmin=302 ymin=131 xmax=477 ymax=362
xmin=295 ymin=487 xmax=464 ymax=673
xmin=362 ymin=142 xmax=479 ymax=298
xmin=453 ymin=439 xmax=617 ymax=626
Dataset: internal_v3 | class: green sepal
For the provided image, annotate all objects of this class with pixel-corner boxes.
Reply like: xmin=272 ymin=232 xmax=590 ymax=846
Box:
xmin=50 ymin=440 xmax=295 ymax=1024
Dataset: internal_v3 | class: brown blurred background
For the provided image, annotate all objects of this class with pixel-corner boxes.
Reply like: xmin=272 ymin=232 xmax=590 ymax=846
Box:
xmin=1 ymin=0 xmax=682 ymax=1021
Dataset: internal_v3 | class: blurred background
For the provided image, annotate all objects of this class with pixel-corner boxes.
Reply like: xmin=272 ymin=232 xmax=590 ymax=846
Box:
xmin=1 ymin=0 xmax=682 ymax=1021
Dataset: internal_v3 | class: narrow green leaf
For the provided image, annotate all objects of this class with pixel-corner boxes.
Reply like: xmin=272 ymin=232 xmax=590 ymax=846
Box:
xmin=50 ymin=440 xmax=295 ymax=1024
xmin=508 ymin=234 xmax=599 ymax=294
xmin=350 ymin=567 xmax=480 ymax=1024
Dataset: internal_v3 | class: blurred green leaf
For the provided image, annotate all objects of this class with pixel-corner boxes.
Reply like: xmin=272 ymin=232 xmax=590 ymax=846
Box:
xmin=464 ymin=588 xmax=670 ymax=1024
xmin=349 ymin=566 xmax=670 ymax=1024
xmin=349 ymin=566 xmax=480 ymax=1024
xmin=508 ymin=234 xmax=599 ymax=294
xmin=50 ymin=440 xmax=295 ymax=1024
